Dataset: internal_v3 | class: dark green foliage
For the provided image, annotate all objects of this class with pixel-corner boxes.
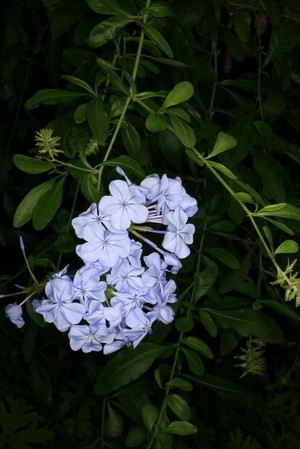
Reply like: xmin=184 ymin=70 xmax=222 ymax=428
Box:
xmin=1 ymin=0 xmax=300 ymax=448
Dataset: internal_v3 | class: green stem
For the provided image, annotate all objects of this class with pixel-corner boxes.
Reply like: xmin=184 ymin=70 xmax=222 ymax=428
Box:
xmin=146 ymin=224 xmax=206 ymax=449
xmin=196 ymin=151 xmax=290 ymax=281
xmin=257 ymin=33 xmax=265 ymax=121
xmin=96 ymin=0 xmax=152 ymax=192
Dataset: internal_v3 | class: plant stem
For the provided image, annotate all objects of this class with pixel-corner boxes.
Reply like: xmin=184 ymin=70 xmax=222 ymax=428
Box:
xmin=146 ymin=222 xmax=206 ymax=449
xmin=194 ymin=150 xmax=293 ymax=284
xmin=96 ymin=0 xmax=152 ymax=192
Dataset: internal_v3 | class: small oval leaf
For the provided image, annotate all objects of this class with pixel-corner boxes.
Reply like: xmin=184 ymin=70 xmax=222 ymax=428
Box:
xmin=169 ymin=115 xmax=196 ymax=148
xmin=275 ymin=239 xmax=299 ymax=254
xmin=146 ymin=113 xmax=168 ymax=132
xmin=163 ymin=421 xmax=198 ymax=436
xmin=163 ymin=81 xmax=194 ymax=109
xmin=13 ymin=155 xmax=53 ymax=174
xmin=142 ymin=403 xmax=159 ymax=432
xmin=166 ymin=394 xmax=191 ymax=421
xmin=181 ymin=337 xmax=214 ymax=359
xmin=207 ymin=132 xmax=237 ymax=158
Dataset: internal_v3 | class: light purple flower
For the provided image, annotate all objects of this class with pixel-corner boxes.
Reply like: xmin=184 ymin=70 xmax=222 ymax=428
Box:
xmin=68 ymin=324 xmax=115 ymax=353
xmin=35 ymin=275 xmax=85 ymax=332
xmin=99 ymin=180 xmax=148 ymax=230
xmin=140 ymin=173 xmax=168 ymax=201
xmin=106 ymin=259 xmax=144 ymax=291
xmin=72 ymin=203 xmax=110 ymax=238
xmin=163 ymin=208 xmax=195 ymax=258
xmin=142 ymin=252 xmax=167 ymax=288
xmin=5 ymin=303 xmax=25 ymax=329
xmin=76 ymin=222 xmax=131 ymax=267
xmin=124 ymin=309 xmax=157 ymax=348
xmin=73 ymin=265 xmax=107 ymax=307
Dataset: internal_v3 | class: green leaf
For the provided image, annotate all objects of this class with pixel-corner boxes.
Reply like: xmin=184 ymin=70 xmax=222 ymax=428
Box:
xmin=193 ymin=374 xmax=260 ymax=401
xmin=175 ymin=316 xmax=194 ymax=332
xmin=163 ymin=421 xmax=198 ymax=436
xmin=166 ymin=394 xmax=191 ymax=421
xmin=81 ymin=173 xmax=101 ymax=203
xmin=207 ymin=132 xmax=237 ymax=158
xmin=260 ymin=300 xmax=300 ymax=325
xmin=13 ymin=155 xmax=53 ymax=174
xmin=181 ymin=337 xmax=214 ymax=359
xmin=263 ymin=225 xmax=274 ymax=250
xmin=62 ymin=75 xmax=96 ymax=96
xmin=94 ymin=343 xmax=169 ymax=395
xmin=208 ymin=161 xmax=237 ymax=179
xmin=13 ymin=179 xmax=56 ymax=228
xmin=256 ymin=204 xmax=300 ymax=222
xmin=87 ymin=16 xmax=134 ymax=48
xmin=105 ymin=403 xmax=123 ymax=437
xmin=262 ymin=217 xmax=294 ymax=236
xmin=231 ymin=112 xmax=256 ymax=164
xmin=274 ymin=239 xmax=299 ymax=254
xmin=74 ymin=103 xmax=88 ymax=124
xmin=121 ymin=122 xmax=141 ymax=159
xmin=233 ymin=192 xmax=255 ymax=203
xmin=199 ymin=310 xmax=218 ymax=338
xmin=265 ymin=20 xmax=300 ymax=66
xmin=32 ymin=176 xmax=66 ymax=230
xmin=193 ymin=257 xmax=218 ymax=302
xmin=50 ymin=0 xmax=90 ymax=39
xmin=125 ymin=426 xmax=146 ymax=447
xmin=87 ymin=98 xmax=109 ymax=145
xmin=206 ymin=247 xmax=240 ymax=270
xmin=233 ymin=11 xmax=251 ymax=44
xmin=208 ymin=309 xmax=284 ymax=343
xmin=146 ymin=113 xmax=168 ymax=132
xmin=167 ymin=107 xmax=191 ymax=122
xmin=254 ymin=121 xmax=273 ymax=149
xmin=257 ymin=203 xmax=287 ymax=214
xmin=87 ymin=0 xmax=135 ymax=16
xmin=109 ymin=71 xmax=130 ymax=95
xmin=25 ymin=89 xmax=88 ymax=110
xmin=100 ymin=155 xmax=145 ymax=178
xmin=253 ymin=152 xmax=286 ymax=202
xmin=163 ymin=81 xmax=194 ymax=109
xmin=182 ymin=348 xmax=204 ymax=376
xmin=221 ymin=26 xmax=245 ymax=62
xmin=165 ymin=378 xmax=193 ymax=392
xmin=142 ymin=403 xmax=159 ymax=432
xmin=169 ymin=115 xmax=196 ymax=148
xmin=144 ymin=4 xmax=175 ymax=17
xmin=143 ymin=24 xmax=173 ymax=58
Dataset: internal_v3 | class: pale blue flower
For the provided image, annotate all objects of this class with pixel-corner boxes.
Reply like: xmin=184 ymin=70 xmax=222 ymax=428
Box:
xmin=5 ymin=303 xmax=25 ymax=329
xmin=163 ymin=208 xmax=195 ymax=258
xmin=72 ymin=203 xmax=110 ymax=238
xmin=73 ymin=265 xmax=107 ymax=307
xmin=106 ymin=259 xmax=144 ymax=291
xmin=76 ymin=222 xmax=131 ymax=268
xmin=111 ymin=290 xmax=147 ymax=316
xmin=99 ymin=180 xmax=148 ymax=230
xmin=140 ymin=173 xmax=168 ymax=201
xmin=84 ymin=299 xmax=106 ymax=326
xmin=124 ymin=309 xmax=157 ymax=348
xmin=142 ymin=252 xmax=167 ymax=288
xmin=35 ymin=275 xmax=85 ymax=332
xmin=68 ymin=324 xmax=115 ymax=353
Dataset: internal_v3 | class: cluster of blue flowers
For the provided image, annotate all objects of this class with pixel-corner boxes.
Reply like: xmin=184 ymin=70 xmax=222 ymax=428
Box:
xmin=4 ymin=169 xmax=197 ymax=354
